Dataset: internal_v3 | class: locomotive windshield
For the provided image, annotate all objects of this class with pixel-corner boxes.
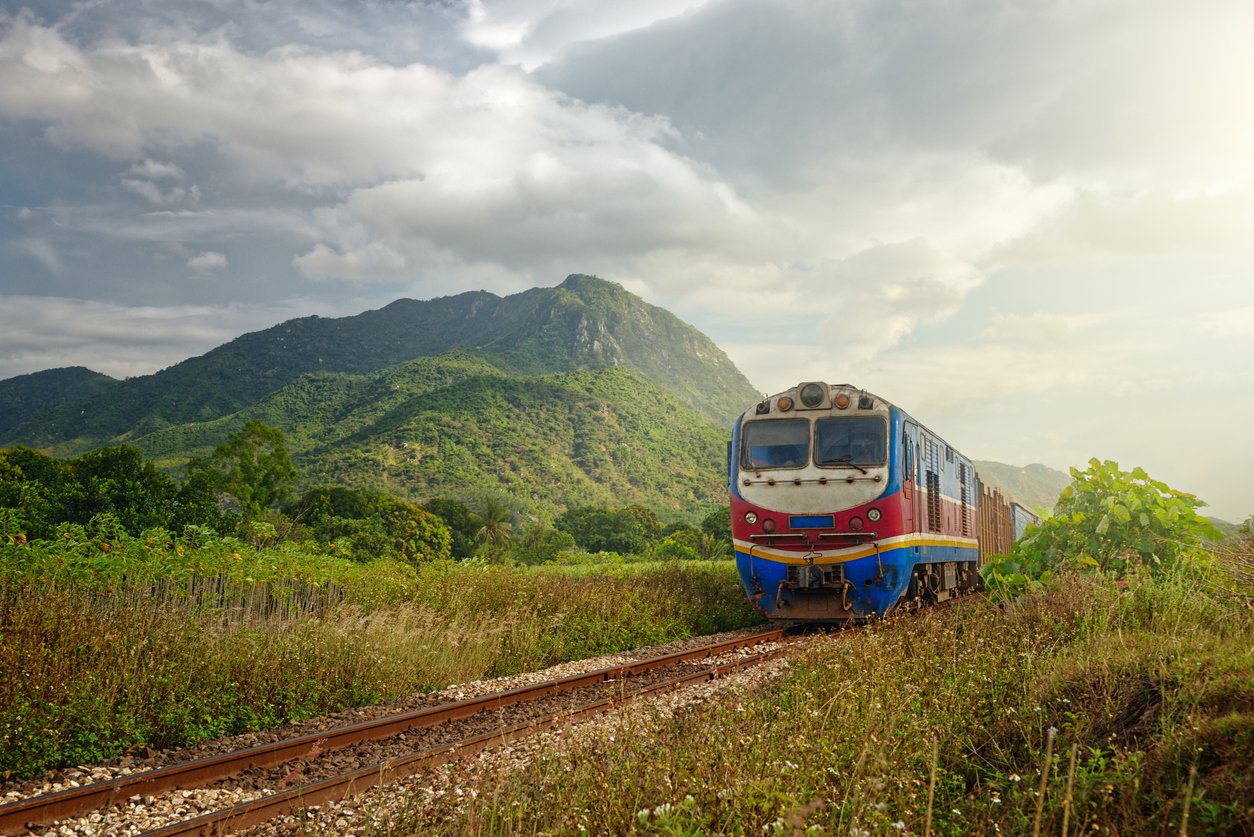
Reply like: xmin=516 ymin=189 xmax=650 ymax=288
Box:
xmin=815 ymin=416 xmax=887 ymax=466
xmin=741 ymin=419 xmax=809 ymax=469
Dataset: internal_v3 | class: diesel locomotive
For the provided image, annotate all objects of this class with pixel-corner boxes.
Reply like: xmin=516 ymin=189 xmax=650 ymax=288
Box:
xmin=730 ymin=382 xmax=1016 ymax=621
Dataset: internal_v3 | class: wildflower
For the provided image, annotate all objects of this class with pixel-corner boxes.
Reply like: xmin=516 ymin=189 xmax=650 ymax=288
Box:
xmin=892 ymin=821 xmax=906 ymax=830
xmin=1008 ymin=773 xmax=1021 ymax=782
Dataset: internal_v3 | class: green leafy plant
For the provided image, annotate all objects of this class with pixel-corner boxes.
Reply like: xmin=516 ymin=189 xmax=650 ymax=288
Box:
xmin=982 ymin=458 xmax=1219 ymax=595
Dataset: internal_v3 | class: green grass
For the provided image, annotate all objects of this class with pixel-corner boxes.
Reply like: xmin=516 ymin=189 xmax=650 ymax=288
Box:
xmin=387 ymin=568 xmax=1252 ymax=836
xmin=0 ymin=528 xmax=760 ymax=779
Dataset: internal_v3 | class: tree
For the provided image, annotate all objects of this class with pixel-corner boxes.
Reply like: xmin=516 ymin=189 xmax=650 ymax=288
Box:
xmin=290 ymin=486 xmax=451 ymax=564
xmin=555 ymin=506 xmax=646 ymax=554
xmin=700 ymin=506 xmax=732 ymax=551
xmin=189 ymin=421 xmax=296 ymax=520
xmin=422 ymin=498 xmax=479 ymax=559
xmin=0 ymin=448 xmax=75 ymax=540
xmin=982 ymin=458 xmax=1219 ymax=592
xmin=67 ymin=445 xmax=178 ymax=535
xmin=473 ymin=495 xmax=515 ymax=562
xmin=511 ymin=525 xmax=576 ymax=565
xmin=622 ymin=504 xmax=663 ymax=545
xmin=1236 ymin=515 xmax=1254 ymax=548
xmin=171 ymin=466 xmax=235 ymax=534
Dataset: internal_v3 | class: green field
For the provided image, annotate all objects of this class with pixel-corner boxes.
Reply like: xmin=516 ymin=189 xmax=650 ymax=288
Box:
xmin=0 ymin=526 xmax=759 ymax=778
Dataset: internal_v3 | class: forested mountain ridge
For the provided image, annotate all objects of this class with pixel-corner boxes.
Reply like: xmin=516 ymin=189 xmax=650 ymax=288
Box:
xmin=0 ymin=367 xmax=118 ymax=436
xmin=110 ymin=356 xmax=729 ymax=520
xmin=0 ymin=275 xmax=758 ymax=450
xmin=973 ymin=460 xmax=1071 ymax=516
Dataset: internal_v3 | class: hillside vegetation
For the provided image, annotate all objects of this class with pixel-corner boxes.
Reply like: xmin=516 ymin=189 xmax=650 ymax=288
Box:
xmin=1 ymin=275 xmax=758 ymax=450
xmin=114 ymin=359 xmax=729 ymax=520
xmin=974 ymin=459 xmax=1071 ymax=516
xmin=0 ymin=366 xmax=117 ymax=436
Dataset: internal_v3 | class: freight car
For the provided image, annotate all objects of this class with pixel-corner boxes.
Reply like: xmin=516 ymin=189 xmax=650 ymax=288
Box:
xmin=730 ymin=382 xmax=1023 ymax=620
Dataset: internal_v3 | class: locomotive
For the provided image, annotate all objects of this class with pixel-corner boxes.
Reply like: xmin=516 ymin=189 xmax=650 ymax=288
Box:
xmin=730 ymin=382 xmax=1017 ymax=621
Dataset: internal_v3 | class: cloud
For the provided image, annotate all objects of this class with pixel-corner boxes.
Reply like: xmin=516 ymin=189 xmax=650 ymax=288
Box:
xmin=462 ymin=0 xmax=712 ymax=69
xmin=14 ymin=237 xmax=63 ymax=275
xmin=981 ymin=312 xmax=1116 ymax=345
xmin=1199 ymin=306 xmax=1254 ymax=339
xmin=0 ymin=17 xmax=761 ymax=292
xmin=120 ymin=178 xmax=201 ymax=205
xmin=812 ymin=240 xmax=983 ymax=362
xmin=0 ymin=295 xmax=333 ymax=380
xmin=127 ymin=159 xmax=185 ymax=180
xmin=187 ymin=250 xmax=227 ymax=270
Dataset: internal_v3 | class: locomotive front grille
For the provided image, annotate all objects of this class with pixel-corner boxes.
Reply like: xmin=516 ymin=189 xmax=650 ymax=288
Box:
xmin=787 ymin=563 xmax=847 ymax=589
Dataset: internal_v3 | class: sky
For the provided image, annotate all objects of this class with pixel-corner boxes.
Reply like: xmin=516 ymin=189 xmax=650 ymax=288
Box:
xmin=1 ymin=0 xmax=1252 ymax=521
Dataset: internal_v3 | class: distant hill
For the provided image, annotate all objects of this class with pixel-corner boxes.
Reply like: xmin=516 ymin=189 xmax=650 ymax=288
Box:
xmin=0 ymin=367 xmax=118 ymax=436
xmin=974 ymin=460 xmax=1071 ymax=516
xmin=1 ymin=277 xmax=759 ymax=520
xmin=92 ymin=355 xmax=730 ymax=521
xmin=1 ymin=275 xmax=758 ymax=452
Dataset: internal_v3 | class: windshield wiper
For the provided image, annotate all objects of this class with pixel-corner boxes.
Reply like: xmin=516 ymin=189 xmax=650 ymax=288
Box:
xmin=822 ymin=457 xmax=868 ymax=475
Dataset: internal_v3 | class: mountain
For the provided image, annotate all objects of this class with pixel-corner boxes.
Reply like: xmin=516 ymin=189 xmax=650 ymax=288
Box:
xmin=1 ymin=277 xmax=757 ymax=519
xmin=0 ymin=367 xmax=118 ymax=437
xmin=1 ymin=275 xmax=758 ymax=451
xmin=974 ymin=460 xmax=1071 ymax=516
xmin=112 ymin=354 xmax=730 ymax=520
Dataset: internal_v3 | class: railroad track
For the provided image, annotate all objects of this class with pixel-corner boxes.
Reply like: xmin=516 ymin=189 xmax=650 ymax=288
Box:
xmin=0 ymin=626 xmax=795 ymax=836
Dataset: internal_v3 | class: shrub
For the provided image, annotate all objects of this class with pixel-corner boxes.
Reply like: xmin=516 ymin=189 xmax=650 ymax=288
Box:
xmin=983 ymin=458 xmax=1219 ymax=595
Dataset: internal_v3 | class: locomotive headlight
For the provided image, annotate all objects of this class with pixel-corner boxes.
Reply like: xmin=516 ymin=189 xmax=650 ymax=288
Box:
xmin=777 ymin=395 xmax=794 ymax=411
xmin=833 ymin=392 xmax=851 ymax=409
xmin=762 ymin=518 xmax=777 ymax=533
xmin=849 ymin=516 xmax=864 ymax=531
xmin=867 ymin=508 xmax=882 ymax=522
xmin=744 ymin=511 xmax=759 ymax=525
xmin=799 ymin=382 xmax=825 ymax=408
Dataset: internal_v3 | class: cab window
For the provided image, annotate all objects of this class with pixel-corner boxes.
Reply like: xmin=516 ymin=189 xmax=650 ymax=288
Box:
xmin=815 ymin=417 xmax=887 ymax=466
xmin=741 ymin=419 xmax=809 ymax=469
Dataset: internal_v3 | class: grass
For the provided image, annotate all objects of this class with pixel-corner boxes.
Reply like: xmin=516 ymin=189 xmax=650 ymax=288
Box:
xmin=0 ymin=543 xmax=759 ymax=779
xmin=382 ymin=567 xmax=1252 ymax=836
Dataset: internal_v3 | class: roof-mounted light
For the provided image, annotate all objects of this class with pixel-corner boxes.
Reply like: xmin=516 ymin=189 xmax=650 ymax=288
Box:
xmin=798 ymin=382 xmax=828 ymax=409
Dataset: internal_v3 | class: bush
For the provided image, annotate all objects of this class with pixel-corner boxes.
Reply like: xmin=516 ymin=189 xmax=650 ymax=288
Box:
xmin=982 ymin=458 xmax=1219 ymax=595
xmin=510 ymin=525 xmax=576 ymax=565
xmin=291 ymin=486 xmax=452 ymax=564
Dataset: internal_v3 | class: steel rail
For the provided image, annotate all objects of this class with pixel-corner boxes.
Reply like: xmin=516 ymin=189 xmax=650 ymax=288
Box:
xmin=0 ymin=626 xmax=787 ymax=836
xmin=141 ymin=642 xmax=797 ymax=836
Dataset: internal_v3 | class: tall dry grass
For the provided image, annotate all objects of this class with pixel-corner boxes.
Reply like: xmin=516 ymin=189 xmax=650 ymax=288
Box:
xmin=0 ymin=560 xmax=759 ymax=779
xmin=393 ymin=568 xmax=1252 ymax=836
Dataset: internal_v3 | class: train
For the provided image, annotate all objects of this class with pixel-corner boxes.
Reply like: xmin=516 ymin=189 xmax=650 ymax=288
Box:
xmin=729 ymin=381 xmax=1034 ymax=621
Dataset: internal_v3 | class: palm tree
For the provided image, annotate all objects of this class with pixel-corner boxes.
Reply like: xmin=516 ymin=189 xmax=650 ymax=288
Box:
xmin=474 ymin=495 xmax=514 ymax=562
